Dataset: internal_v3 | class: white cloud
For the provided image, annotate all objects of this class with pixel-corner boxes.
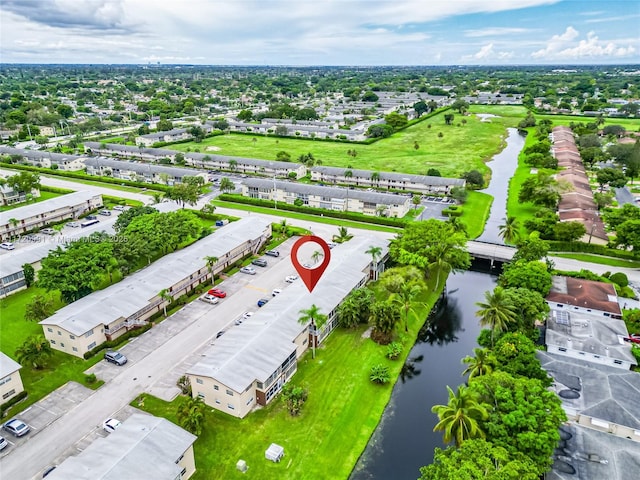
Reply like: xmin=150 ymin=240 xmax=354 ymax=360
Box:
xmin=532 ymin=27 xmax=637 ymax=60
xmin=465 ymin=27 xmax=532 ymax=38
xmin=460 ymin=43 xmax=515 ymax=63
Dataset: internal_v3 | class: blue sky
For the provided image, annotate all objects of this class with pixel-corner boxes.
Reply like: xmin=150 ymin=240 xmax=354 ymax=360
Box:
xmin=1 ymin=0 xmax=638 ymax=65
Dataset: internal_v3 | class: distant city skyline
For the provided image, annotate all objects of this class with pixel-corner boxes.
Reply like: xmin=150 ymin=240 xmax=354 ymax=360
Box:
xmin=1 ymin=0 xmax=639 ymax=65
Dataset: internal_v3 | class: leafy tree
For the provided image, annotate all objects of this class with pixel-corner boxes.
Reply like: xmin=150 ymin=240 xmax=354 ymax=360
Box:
xmin=22 ymin=263 xmax=35 ymax=287
xmin=384 ymin=112 xmax=408 ymax=131
xmin=362 ymin=91 xmax=379 ymax=102
xmin=15 ymin=335 xmax=53 ymax=369
xmin=427 ymin=168 xmax=441 ymax=177
xmin=602 ymin=203 xmax=640 ymax=229
xmin=518 ymin=172 xmax=560 ymax=209
xmin=369 ymin=300 xmax=401 ymax=344
xmin=413 ymin=100 xmax=428 ymax=116
xmin=6 ymin=171 xmax=40 ymax=194
xmin=420 ymin=439 xmax=539 ymax=480
xmin=156 ymin=119 xmax=173 ymax=131
xmin=219 ymin=177 xmax=235 ymax=193
xmin=275 ymin=150 xmax=291 ymax=162
xmin=523 ymin=209 xmax=559 ymax=240
xmin=281 ymin=383 xmax=309 ymax=416
xmin=615 ymin=219 xmax=640 ymax=251
xmin=237 ymin=109 xmax=253 ymax=121
xmin=602 ymin=124 xmax=626 ymax=137
xmin=188 ymin=125 xmax=206 ymax=142
xmin=450 ymin=186 xmax=468 ymax=203
xmin=518 ymin=112 xmax=536 ymax=128
xmin=503 ymin=287 xmax=549 ymax=338
xmin=176 ymin=395 xmax=205 ymax=435
xmin=24 ymin=294 xmax=55 ymax=322
xmin=444 ymin=113 xmax=455 ymax=125
xmin=432 ymin=385 xmax=488 ymax=447
xmin=498 ymin=216 xmax=520 ymax=244
xmin=475 ymin=287 xmax=517 ymax=347
xmin=493 ymin=333 xmax=551 ymax=385
xmin=462 ymin=348 xmax=496 ymax=381
xmin=412 ymin=195 xmax=421 ymax=210
xmin=470 ymin=372 xmax=566 ymax=475
xmin=461 ymin=170 xmax=484 ymax=188
xmin=113 ymin=205 xmax=158 ymax=233
xmin=596 ymin=167 xmax=627 ymax=191
xmin=169 ymin=183 xmax=199 ymax=208
xmin=451 ymin=99 xmax=469 ymax=114
xmin=298 ymin=304 xmax=327 ymax=359
xmin=553 ymin=221 xmax=586 ymax=242
xmin=366 ymin=124 xmax=394 ymax=138
xmin=499 ymin=260 xmax=552 ymax=296
xmin=338 ymin=288 xmax=374 ymax=328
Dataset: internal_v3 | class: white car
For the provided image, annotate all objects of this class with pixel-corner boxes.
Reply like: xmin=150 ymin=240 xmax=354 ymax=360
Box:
xmin=285 ymin=275 xmax=298 ymax=283
xmin=67 ymin=221 xmax=80 ymax=228
xmin=103 ymin=418 xmax=121 ymax=433
xmin=272 ymin=288 xmax=282 ymax=296
xmin=240 ymin=266 xmax=256 ymax=275
xmin=0 ymin=242 xmax=15 ymax=250
xmin=199 ymin=294 xmax=220 ymax=305
xmin=113 ymin=205 xmax=127 ymax=211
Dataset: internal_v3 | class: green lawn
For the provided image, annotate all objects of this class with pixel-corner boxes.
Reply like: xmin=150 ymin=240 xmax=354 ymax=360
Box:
xmin=169 ymin=111 xmax=520 ymax=178
xmin=40 ymin=173 xmax=155 ymax=195
xmin=0 ymin=288 xmax=103 ymax=417
xmin=137 ymin=276 xmax=443 ymax=479
xmin=0 ymin=190 xmax=62 ymax=213
xmin=550 ymin=252 xmax=640 ymax=268
xmin=461 ymin=191 xmax=493 ymax=239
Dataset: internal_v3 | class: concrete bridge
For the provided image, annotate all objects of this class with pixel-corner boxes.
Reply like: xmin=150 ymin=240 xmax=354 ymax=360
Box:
xmin=467 ymin=240 xmax=516 ymax=264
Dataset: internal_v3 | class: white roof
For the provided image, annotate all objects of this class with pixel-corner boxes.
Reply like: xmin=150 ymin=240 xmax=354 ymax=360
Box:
xmin=0 ymin=191 xmax=100 ymax=226
xmin=40 ymin=217 xmax=270 ymax=335
xmin=44 ymin=413 xmax=196 ymax=480
xmin=0 ymin=352 xmax=21 ymax=378
xmin=188 ymin=235 xmax=388 ymax=392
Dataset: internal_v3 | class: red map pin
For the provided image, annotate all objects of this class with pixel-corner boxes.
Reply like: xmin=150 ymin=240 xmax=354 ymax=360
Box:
xmin=290 ymin=235 xmax=331 ymax=293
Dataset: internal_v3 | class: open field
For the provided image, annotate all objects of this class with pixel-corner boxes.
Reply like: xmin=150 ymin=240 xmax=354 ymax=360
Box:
xmin=137 ymin=274 xmax=443 ymax=480
xmin=169 ymin=110 xmax=521 ymax=177
xmin=463 ymin=191 xmax=493 ymax=239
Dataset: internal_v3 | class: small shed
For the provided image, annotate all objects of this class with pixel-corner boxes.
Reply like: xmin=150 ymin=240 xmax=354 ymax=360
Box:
xmin=265 ymin=443 xmax=284 ymax=463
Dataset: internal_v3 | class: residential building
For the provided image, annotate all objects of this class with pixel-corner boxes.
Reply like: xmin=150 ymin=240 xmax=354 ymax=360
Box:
xmin=45 ymin=413 xmax=197 ymax=480
xmin=544 ymin=276 xmax=636 ymax=370
xmin=0 ymin=184 xmax=40 ymax=206
xmin=0 ymin=191 xmax=103 ymax=241
xmin=187 ymin=235 xmax=388 ymax=418
xmin=135 ymin=124 xmax=213 ymax=147
xmin=226 ymin=120 xmax=364 ymax=140
xmin=310 ymin=166 xmax=465 ymax=194
xmin=242 ymin=178 xmax=411 ymax=217
xmin=0 ymin=352 xmax=24 ymax=404
xmin=84 ymin=157 xmax=208 ymax=185
xmin=40 ymin=217 xmax=271 ymax=357
xmin=0 ymin=146 xmax=87 ymax=171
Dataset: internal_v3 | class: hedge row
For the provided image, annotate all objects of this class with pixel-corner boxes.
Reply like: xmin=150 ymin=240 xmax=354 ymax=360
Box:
xmin=548 ymin=241 xmax=640 ymax=260
xmin=217 ymin=194 xmax=407 ymax=228
xmin=83 ymin=323 xmax=153 ymax=360
xmin=0 ymin=162 xmax=170 ymax=193
xmin=0 ymin=390 xmax=28 ymax=417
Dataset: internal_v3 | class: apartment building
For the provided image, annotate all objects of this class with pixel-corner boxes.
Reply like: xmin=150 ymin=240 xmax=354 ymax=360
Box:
xmin=0 ymin=353 xmax=24 ymax=404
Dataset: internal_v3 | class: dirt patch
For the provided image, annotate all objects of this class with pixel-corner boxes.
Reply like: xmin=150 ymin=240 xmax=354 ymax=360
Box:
xmin=205 ymin=146 xmax=221 ymax=151
xmin=361 ymin=327 xmax=373 ymax=339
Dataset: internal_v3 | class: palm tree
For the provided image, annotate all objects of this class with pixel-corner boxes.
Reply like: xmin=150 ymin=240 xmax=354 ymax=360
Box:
xmin=158 ymin=289 xmax=172 ymax=317
xmin=432 ymin=385 xmax=488 ymax=447
xmin=392 ymin=282 xmax=423 ymax=332
xmin=498 ymin=216 xmax=520 ymax=245
xmin=105 ymin=257 xmax=120 ymax=284
xmin=344 ymin=169 xmax=353 ymax=183
xmin=219 ymin=177 xmax=235 ymax=193
xmin=412 ymin=195 xmax=421 ymax=210
xmin=428 ymin=242 xmax=455 ymax=292
xmin=298 ymin=304 xmax=328 ymax=359
xmin=475 ymin=286 xmax=517 ymax=347
xmin=332 ymin=226 xmax=353 ymax=243
xmin=15 ymin=335 xmax=53 ymax=370
xmin=311 ymin=250 xmax=324 ymax=264
xmin=447 ymin=216 xmax=467 ymax=235
xmin=176 ymin=395 xmax=205 ymax=435
xmin=229 ymin=159 xmax=238 ymax=172
xmin=9 ymin=218 xmax=18 ymax=238
xmin=462 ymin=348 xmax=495 ymax=381
xmin=370 ymin=171 xmax=381 ymax=187
xmin=204 ymin=256 xmax=219 ymax=286
xmin=365 ymin=245 xmax=383 ymax=280
xmin=152 ymin=192 xmax=164 ymax=204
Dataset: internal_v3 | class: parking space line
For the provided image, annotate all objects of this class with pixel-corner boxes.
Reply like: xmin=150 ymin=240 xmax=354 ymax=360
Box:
xmin=244 ymin=285 xmax=268 ymax=293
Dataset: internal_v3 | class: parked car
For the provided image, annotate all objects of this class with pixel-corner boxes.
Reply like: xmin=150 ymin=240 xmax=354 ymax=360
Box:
xmin=86 ymin=215 xmax=97 ymax=220
xmin=623 ymin=333 xmax=640 ymax=344
xmin=257 ymin=298 xmax=270 ymax=307
xmin=327 ymin=242 xmax=337 ymax=249
xmin=252 ymin=258 xmax=268 ymax=267
xmin=104 ymin=351 xmax=128 ymax=366
xmin=235 ymin=311 xmax=253 ymax=325
xmin=285 ymin=275 xmax=298 ymax=283
xmin=240 ymin=266 xmax=256 ymax=275
xmin=0 ymin=435 xmax=8 ymax=451
xmin=42 ymin=466 xmax=57 ymax=478
xmin=3 ymin=419 xmax=30 ymax=437
xmin=99 ymin=210 xmax=112 ymax=216
xmin=113 ymin=205 xmax=126 ymax=211
xmin=272 ymin=289 xmax=282 ymax=296
xmin=216 ymin=331 xmax=225 ymax=338
xmin=103 ymin=418 xmax=121 ymax=433
xmin=199 ymin=294 xmax=220 ymax=305
xmin=207 ymin=288 xmax=227 ymax=298
xmin=265 ymin=250 xmax=280 ymax=257
xmin=40 ymin=228 xmax=56 ymax=235
xmin=66 ymin=221 xmax=80 ymax=228
xmin=0 ymin=242 xmax=15 ymax=250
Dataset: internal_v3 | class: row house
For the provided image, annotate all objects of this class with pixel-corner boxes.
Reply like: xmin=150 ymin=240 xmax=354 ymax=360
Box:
xmin=0 ymin=146 xmax=86 ymax=171
xmin=0 ymin=191 xmax=103 ymax=241
xmin=241 ymin=177 xmax=411 ymax=217
xmin=84 ymin=157 xmax=207 ymax=185
xmin=310 ymin=166 xmax=465 ymax=195
xmin=40 ymin=218 xmax=271 ymax=358
xmin=0 ymin=352 xmax=24 ymax=404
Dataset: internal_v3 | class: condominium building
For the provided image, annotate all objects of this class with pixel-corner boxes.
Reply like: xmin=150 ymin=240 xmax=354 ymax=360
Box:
xmin=0 ymin=352 xmax=24 ymax=404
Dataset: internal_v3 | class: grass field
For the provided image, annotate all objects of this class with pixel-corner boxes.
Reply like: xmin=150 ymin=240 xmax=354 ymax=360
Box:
xmin=169 ymin=110 xmax=521 ymax=177
xmin=136 ymin=274 xmax=443 ymax=480
xmin=463 ymin=191 xmax=493 ymax=239
xmin=0 ymin=190 xmax=62 ymax=213
xmin=550 ymin=252 xmax=640 ymax=268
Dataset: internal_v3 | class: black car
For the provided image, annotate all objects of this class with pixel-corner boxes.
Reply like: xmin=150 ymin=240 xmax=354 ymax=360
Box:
xmin=265 ymin=250 xmax=280 ymax=257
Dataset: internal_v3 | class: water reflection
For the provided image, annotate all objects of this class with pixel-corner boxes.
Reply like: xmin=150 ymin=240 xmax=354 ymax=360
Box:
xmin=399 ymin=355 xmax=423 ymax=384
xmin=417 ymin=294 xmax=463 ymax=346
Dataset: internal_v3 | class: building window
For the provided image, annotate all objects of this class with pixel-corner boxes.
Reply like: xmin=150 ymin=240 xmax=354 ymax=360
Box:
xmin=558 ymin=347 xmax=567 ymax=352
xmin=214 ymin=385 xmax=219 ymax=391
xmin=614 ymin=360 xmax=622 ymax=365
xmin=57 ymin=331 xmax=62 ymax=336
xmin=60 ymin=343 xmax=65 ymax=348
xmin=197 ymin=392 xmax=205 ymax=399
xmin=2 ymin=389 xmax=16 ymax=400
xmin=196 ymin=378 xmax=203 ymax=384
xmin=228 ymin=404 xmax=235 ymax=410
xmin=85 ymin=329 xmax=94 ymax=338
xmin=226 ymin=389 xmax=234 ymax=396
xmin=215 ymin=399 xmax=220 ymax=405
xmin=47 ymin=328 xmax=53 ymax=333
xmin=247 ymin=397 xmax=254 ymax=405
xmin=87 ymin=341 xmax=96 ymax=350
xmin=72 ymin=347 xmax=78 ymax=352
xmin=50 ymin=340 xmax=56 ymax=345
xmin=69 ymin=335 xmax=75 ymax=339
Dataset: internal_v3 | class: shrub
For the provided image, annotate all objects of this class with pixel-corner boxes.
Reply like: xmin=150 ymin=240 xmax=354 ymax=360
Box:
xmin=370 ymin=364 xmax=390 ymax=384
xmin=610 ymin=272 xmax=629 ymax=287
xmin=282 ymin=384 xmax=308 ymax=416
xmin=84 ymin=373 xmax=97 ymax=384
xmin=386 ymin=342 xmax=403 ymax=360
xmin=0 ymin=390 xmax=28 ymax=417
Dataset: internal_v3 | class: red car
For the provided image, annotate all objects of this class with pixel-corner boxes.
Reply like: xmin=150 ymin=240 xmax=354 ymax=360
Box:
xmin=623 ymin=333 xmax=640 ymax=344
xmin=207 ymin=288 xmax=227 ymax=298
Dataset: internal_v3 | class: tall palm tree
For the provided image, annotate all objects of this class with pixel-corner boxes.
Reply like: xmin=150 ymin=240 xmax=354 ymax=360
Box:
xmin=498 ymin=216 xmax=520 ymax=245
xmin=370 ymin=171 xmax=381 ymax=187
xmin=229 ymin=159 xmax=238 ymax=172
xmin=365 ymin=245 xmax=383 ymax=280
xmin=176 ymin=395 xmax=205 ymax=435
xmin=158 ymin=289 xmax=172 ymax=317
xmin=204 ymin=256 xmax=219 ymax=286
xmin=432 ymin=385 xmax=488 ymax=447
xmin=298 ymin=304 xmax=328 ymax=359
xmin=332 ymin=226 xmax=353 ymax=243
xmin=428 ymin=242 xmax=454 ymax=292
xmin=311 ymin=250 xmax=324 ymax=264
xmin=392 ymin=282 xmax=423 ymax=332
xmin=461 ymin=348 xmax=495 ymax=381
xmin=475 ymin=286 xmax=517 ymax=346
